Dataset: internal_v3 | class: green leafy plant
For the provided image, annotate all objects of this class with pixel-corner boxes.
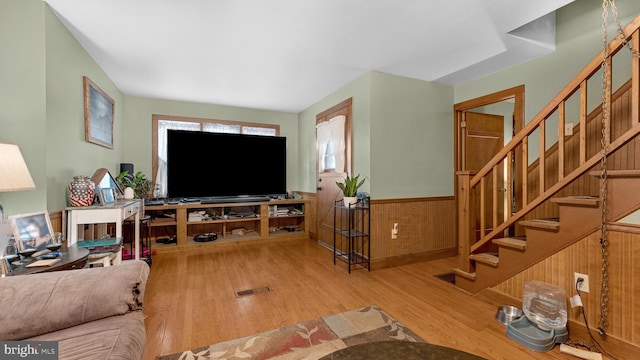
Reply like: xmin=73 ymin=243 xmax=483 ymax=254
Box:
xmin=116 ymin=171 xmax=153 ymax=199
xmin=336 ymin=173 xmax=365 ymax=197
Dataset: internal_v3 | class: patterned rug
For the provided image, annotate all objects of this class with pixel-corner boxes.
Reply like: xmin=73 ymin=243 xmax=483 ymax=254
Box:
xmin=156 ymin=305 xmax=424 ymax=360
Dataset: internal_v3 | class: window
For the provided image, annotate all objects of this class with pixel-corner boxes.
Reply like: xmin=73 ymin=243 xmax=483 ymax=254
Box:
xmin=152 ymin=115 xmax=279 ymax=198
xmin=316 ymin=115 xmax=346 ymax=173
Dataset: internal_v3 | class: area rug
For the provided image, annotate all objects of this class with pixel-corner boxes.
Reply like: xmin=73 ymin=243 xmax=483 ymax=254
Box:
xmin=156 ymin=305 xmax=424 ymax=360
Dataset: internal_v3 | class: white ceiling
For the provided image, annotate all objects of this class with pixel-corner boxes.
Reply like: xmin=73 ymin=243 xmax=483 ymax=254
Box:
xmin=44 ymin=0 xmax=574 ymax=113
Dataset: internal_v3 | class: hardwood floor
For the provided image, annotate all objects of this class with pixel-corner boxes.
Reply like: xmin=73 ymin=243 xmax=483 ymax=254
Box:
xmin=143 ymin=238 xmax=574 ymax=359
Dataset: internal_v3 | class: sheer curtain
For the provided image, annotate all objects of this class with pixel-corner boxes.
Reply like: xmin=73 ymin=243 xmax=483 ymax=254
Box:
xmin=203 ymin=123 xmax=241 ymax=134
xmin=155 ymin=120 xmax=200 ymax=198
xmin=242 ymin=126 xmax=277 ymax=136
xmin=316 ymin=115 xmax=345 ymax=173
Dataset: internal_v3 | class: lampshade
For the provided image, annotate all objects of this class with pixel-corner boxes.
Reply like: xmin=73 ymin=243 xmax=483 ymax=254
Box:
xmin=0 ymin=143 xmax=36 ymax=192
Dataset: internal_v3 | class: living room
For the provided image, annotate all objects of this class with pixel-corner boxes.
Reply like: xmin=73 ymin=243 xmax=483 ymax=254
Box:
xmin=2 ymin=0 xmax=640 ymax=359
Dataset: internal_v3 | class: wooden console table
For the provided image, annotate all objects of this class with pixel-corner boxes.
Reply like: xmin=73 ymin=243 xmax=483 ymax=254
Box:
xmin=66 ymin=199 xmax=141 ymax=262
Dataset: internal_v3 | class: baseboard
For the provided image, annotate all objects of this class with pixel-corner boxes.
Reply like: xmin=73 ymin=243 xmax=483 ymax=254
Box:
xmin=370 ymin=248 xmax=456 ymax=270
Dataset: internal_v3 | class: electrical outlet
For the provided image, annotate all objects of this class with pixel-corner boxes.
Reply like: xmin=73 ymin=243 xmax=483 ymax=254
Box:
xmin=565 ymin=123 xmax=574 ymax=136
xmin=391 ymin=223 xmax=398 ymax=239
xmin=574 ymin=272 xmax=589 ymax=293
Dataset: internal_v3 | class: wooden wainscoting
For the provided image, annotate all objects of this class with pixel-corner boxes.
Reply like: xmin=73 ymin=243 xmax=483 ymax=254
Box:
xmin=490 ymin=227 xmax=640 ymax=356
xmin=370 ymin=196 xmax=457 ymax=269
xmin=49 ymin=210 xmax=64 ymax=233
xmin=300 ymin=192 xmax=456 ymax=268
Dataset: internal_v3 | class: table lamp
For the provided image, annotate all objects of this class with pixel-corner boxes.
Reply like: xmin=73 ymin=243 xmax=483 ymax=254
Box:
xmin=0 ymin=143 xmax=35 ymax=275
xmin=0 ymin=142 xmax=36 ymax=217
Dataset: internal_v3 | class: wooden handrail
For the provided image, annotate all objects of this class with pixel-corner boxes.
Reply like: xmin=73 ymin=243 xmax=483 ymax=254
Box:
xmin=458 ymin=15 xmax=640 ymax=272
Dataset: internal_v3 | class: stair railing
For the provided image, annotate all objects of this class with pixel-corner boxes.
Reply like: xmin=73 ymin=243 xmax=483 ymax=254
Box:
xmin=457 ymin=15 xmax=640 ymax=274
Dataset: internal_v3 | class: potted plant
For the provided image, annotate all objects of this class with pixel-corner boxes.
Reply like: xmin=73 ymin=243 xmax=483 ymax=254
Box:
xmin=336 ymin=173 xmax=365 ymax=206
xmin=116 ymin=171 xmax=153 ymax=199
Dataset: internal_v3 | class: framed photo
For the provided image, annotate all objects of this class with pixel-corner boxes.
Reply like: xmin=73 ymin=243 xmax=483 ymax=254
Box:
xmin=9 ymin=211 xmax=54 ymax=252
xmin=99 ymin=187 xmax=117 ymax=205
xmin=84 ymin=76 xmax=114 ymax=149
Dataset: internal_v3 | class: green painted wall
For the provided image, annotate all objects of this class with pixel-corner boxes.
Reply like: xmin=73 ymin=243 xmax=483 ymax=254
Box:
xmin=297 ymin=73 xmax=372 ymax=194
xmin=1 ymin=0 xmax=47 ymax=215
xmin=297 ymin=71 xmax=454 ymax=199
xmin=1 ymin=0 xmax=125 ymax=214
xmin=370 ymin=72 xmax=453 ymax=198
xmin=45 ymin=5 xmax=125 ymax=211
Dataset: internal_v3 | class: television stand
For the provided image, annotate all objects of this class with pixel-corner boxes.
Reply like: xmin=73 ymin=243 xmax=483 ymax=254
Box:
xmin=145 ymin=199 xmax=309 ymax=252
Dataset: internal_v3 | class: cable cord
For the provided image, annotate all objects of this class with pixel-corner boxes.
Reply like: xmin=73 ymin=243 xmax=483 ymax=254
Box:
xmin=574 ymin=280 xmax=619 ymax=360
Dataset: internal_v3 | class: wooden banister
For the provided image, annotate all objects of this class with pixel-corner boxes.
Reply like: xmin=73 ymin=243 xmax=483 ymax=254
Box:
xmin=458 ymin=16 xmax=640 ymax=271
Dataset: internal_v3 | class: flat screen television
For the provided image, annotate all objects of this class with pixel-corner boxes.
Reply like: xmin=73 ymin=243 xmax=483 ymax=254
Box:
xmin=166 ymin=130 xmax=287 ymax=200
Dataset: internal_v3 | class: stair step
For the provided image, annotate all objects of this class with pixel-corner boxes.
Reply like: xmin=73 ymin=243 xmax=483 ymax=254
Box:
xmin=519 ymin=218 xmax=560 ymax=231
xmin=551 ymin=196 xmax=599 ymax=207
xmin=452 ymin=268 xmax=476 ymax=281
xmin=469 ymin=253 xmax=499 ymax=267
xmin=493 ymin=237 xmax=527 ymax=250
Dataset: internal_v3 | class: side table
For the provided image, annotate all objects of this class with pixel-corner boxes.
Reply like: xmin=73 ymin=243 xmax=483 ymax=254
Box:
xmin=5 ymin=247 xmax=90 ymax=276
xmin=66 ymin=199 xmax=141 ymax=263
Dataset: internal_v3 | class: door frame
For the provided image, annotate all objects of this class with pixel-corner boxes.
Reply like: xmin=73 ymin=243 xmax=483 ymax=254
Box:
xmin=453 ymin=85 xmax=525 ymax=240
xmin=315 ymin=98 xmax=353 ymax=247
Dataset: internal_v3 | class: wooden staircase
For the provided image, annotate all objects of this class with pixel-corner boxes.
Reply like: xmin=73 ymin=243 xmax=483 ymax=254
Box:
xmin=455 ymin=171 xmax=640 ymax=293
xmin=453 ymin=14 xmax=640 ymax=294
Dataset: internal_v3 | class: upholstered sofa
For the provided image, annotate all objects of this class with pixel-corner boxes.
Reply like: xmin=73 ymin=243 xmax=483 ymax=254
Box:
xmin=0 ymin=260 xmax=149 ymax=360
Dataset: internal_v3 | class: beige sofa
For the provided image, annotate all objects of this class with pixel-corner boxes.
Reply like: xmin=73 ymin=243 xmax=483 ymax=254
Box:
xmin=0 ymin=260 xmax=149 ymax=360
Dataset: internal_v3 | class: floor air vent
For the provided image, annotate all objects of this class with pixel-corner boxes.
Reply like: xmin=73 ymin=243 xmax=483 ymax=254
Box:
xmin=235 ymin=286 xmax=272 ymax=298
xmin=434 ymin=272 xmax=456 ymax=284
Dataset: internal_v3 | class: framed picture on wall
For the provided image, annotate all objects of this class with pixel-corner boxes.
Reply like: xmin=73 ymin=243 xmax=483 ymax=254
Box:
xmin=84 ymin=76 xmax=115 ymax=149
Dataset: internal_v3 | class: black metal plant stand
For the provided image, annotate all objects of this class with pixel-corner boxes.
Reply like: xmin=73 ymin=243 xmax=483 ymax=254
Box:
xmin=333 ymin=197 xmax=370 ymax=273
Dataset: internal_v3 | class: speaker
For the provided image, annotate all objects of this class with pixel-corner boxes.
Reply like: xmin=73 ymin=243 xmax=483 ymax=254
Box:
xmin=120 ymin=163 xmax=134 ymax=175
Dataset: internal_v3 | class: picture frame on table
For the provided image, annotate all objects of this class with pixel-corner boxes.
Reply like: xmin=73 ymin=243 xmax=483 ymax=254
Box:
xmin=84 ymin=76 xmax=115 ymax=149
xmin=98 ymin=187 xmax=118 ymax=205
xmin=9 ymin=211 xmax=54 ymax=252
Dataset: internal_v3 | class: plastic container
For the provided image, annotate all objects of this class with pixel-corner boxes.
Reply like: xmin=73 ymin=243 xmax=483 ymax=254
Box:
xmin=522 ymin=280 xmax=567 ymax=331
xmin=507 ymin=316 xmax=568 ymax=352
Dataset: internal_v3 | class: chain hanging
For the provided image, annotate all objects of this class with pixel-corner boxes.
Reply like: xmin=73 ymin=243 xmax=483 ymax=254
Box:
xmin=609 ymin=1 xmax=640 ymax=58
xmin=597 ymin=0 xmax=639 ymax=338
xmin=598 ymin=0 xmax=610 ymax=337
